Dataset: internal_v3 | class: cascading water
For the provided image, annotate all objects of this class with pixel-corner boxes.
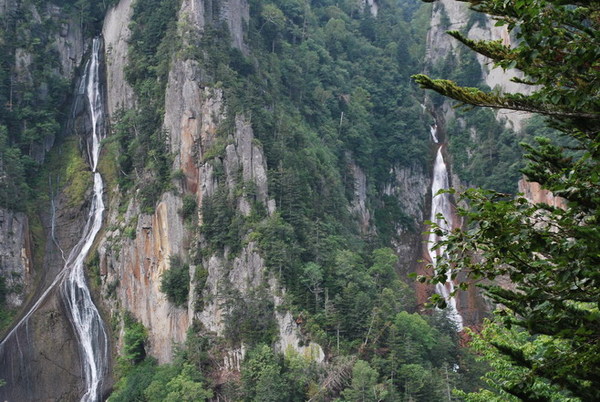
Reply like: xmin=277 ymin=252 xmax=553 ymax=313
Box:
xmin=0 ymin=38 xmax=108 ymax=401
xmin=427 ymin=125 xmax=464 ymax=330
xmin=60 ymin=37 xmax=109 ymax=402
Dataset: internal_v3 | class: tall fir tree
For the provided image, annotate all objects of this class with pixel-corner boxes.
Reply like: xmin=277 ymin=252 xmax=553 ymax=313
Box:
xmin=413 ymin=0 xmax=600 ymax=399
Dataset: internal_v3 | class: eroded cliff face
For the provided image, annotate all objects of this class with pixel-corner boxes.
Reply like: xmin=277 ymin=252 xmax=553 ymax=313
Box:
xmin=0 ymin=209 xmax=32 ymax=309
xmin=518 ymin=179 xmax=567 ymax=209
xmin=427 ymin=0 xmax=530 ymax=131
xmin=98 ymin=0 xmax=322 ymax=369
xmin=103 ymin=0 xmax=135 ymax=117
xmin=386 ymin=163 xmax=430 ymax=273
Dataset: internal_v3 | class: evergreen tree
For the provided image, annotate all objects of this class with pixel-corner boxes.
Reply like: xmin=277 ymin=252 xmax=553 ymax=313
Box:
xmin=413 ymin=0 xmax=600 ymax=399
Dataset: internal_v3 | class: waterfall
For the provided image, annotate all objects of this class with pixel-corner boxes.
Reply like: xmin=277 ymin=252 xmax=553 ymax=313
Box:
xmin=0 ymin=38 xmax=108 ymax=401
xmin=427 ymin=125 xmax=464 ymax=330
xmin=430 ymin=124 xmax=439 ymax=143
xmin=60 ymin=37 xmax=109 ymax=402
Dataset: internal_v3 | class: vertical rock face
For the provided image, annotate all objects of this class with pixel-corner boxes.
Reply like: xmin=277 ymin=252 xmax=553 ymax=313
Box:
xmin=349 ymin=160 xmax=372 ymax=233
xmin=385 ymin=164 xmax=430 ymax=273
xmin=518 ymin=179 xmax=566 ymax=209
xmin=98 ymin=0 xmax=321 ymax=369
xmin=0 ymin=294 xmax=83 ymax=402
xmin=103 ymin=0 xmax=135 ymax=117
xmin=101 ymin=193 xmax=189 ymax=363
xmin=48 ymin=3 xmax=84 ymax=80
xmin=427 ymin=0 xmax=531 ymax=131
xmin=220 ymin=0 xmax=250 ymax=52
xmin=0 ymin=209 xmax=32 ymax=308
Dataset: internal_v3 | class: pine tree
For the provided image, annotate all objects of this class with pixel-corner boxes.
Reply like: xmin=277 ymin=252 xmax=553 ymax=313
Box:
xmin=413 ymin=0 xmax=600 ymax=399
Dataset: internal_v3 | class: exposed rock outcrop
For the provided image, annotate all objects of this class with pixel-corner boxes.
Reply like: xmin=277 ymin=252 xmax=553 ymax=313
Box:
xmin=386 ymin=163 xmax=430 ymax=273
xmin=427 ymin=0 xmax=531 ymax=131
xmin=0 ymin=294 xmax=83 ymax=402
xmin=99 ymin=0 xmax=322 ymax=369
xmin=349 ymin=159 xmax=372 ymax=233
xmin=101 ymin=192 xmax=189 ymax=363
xmin=220 ymin=0 xmax=250 ymax=52
xmin=0 ymin=209 xmax=32 ymax=309
xmin=103 ymin=0 xmax=135 ymax=117
xmin=518 ymin=179 xmax=567 ymax=209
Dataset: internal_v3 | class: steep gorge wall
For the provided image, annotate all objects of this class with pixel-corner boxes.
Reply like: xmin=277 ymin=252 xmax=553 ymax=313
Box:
xmin=98 ymin=0 xmax=321 ymax=367
xmin=427 ymin=0 xmax=530 ymax=131
xmin=0 ymin=1 xmax=102 ymax=399
xmin=0 ymin=209 xmax=32 ymax=310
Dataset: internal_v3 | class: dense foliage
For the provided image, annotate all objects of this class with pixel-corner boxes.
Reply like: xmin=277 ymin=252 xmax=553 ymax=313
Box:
xmin=414 ymin=0 xmax=600 ymax=399
xmin=193 ymin=0 xmax=435 ymax=333
xmin=0 ymin=0 xmax=117 ymax=210
xmin=160 ymin=256 xmax=190 ymax=307
xmin=113 ymin=0 xmax=180 ymax=211
xmin=109 ymin=0 xmax=497 ymax=399
xmin=110 ymin=321 xmax=213 ymax=402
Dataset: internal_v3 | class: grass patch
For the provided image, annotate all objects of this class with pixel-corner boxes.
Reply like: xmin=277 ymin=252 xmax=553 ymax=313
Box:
xmin=42 ymin=137 xmax=93 ymax=209
xmin=98 ymin=138 xmax=120 ymax=197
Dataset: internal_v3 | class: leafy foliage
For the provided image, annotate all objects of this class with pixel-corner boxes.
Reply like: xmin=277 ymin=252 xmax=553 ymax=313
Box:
xmin=456 ymin=320 xmax=579 ymax=402
xmin=122 ymin=314 xmax=148 ymax=366
xmin=112 ymin=0 xmax=496 ymax=400
xmin=447 ymin=108 xmax=524 ymax=193
xmin=240 ymin=344 xmax=320 ymax=402
xmin=160 ymin=256 xmax=190 ymax=307
xmin=414 ymin=0 xmax=600 ymax=399
xmin=222 ymin=287 xmax=278 ymax=347
xmin=114 ymin=0 xmax=180 ymax=211
xmin=110 ymin=322 xmax=213 ymax=402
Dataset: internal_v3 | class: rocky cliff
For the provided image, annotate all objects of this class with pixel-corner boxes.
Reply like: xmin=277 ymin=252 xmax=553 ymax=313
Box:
xmin=0 ymin=0 xmax=526 ymax=398
xmin=97 ymin=0 xmax=321 ymax=370
xmin=427 ymin=0 xmax=531 ymax=131
xmin=0 ymin=209 xmax=32 ymax=310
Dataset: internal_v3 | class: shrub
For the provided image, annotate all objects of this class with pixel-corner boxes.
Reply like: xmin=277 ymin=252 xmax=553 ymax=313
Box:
xmin=160 ymin=256 xmax=190 ymax=307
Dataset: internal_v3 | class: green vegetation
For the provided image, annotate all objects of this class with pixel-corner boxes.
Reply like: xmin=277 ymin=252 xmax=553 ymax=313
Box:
xmin=113 ymin=0 xmax=180 ymax=212
xmin=0 ymin=276 xmax=16 ymax=332
xmin=456 ymin=320 xmax=579 ymax=402
xmin=239 ymin=344 xmax=321 ymax=401
xmin=110 ymin=323 xmax=213 ymax=402
xmin=447 ymin=108 xmax=524 ymax=193
xmin=160 ymin=256 xmax=190 ymax=307
xmin=199 ymin=184 xmax=245 ymax=254
xmin=122 ymin=315 xmax=148 ymax=365
xmin=414 ymin=0 xmax=600 ymax=399
xmin=179 ymin=194 xmax=197 ymax=223
xmin=189 ymin=3 xmax=443 ymax=358
xmin=0 ymin=0 xmax=118 ymax=211
xmin=222 ymin=287 xmax=278 ymax=347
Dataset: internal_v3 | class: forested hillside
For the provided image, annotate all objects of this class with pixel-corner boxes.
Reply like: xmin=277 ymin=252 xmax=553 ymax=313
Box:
xmin=0 ymin=0 xmax=543 ymax=400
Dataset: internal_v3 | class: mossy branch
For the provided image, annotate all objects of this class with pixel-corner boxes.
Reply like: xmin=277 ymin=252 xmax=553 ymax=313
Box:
xmin=412 ymin=74 xmax=599 ymax=119
xmin=447 ymin=31 xmax=516 ymax=63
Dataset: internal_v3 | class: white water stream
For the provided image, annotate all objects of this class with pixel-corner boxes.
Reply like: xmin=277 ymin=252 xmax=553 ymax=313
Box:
xmin=0 ymin=38 xmax=108 ymax=401
xmin=427 ymin=125 xmax=464 ymax=330
xmin=60 ymin=37 xmax=109 ymax=402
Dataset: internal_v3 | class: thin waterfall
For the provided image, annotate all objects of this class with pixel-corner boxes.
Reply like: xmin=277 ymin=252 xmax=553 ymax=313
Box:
xmin=427 ymin=125 xmax=464 ymax=330
xmin=60 ymin=37 xmax=108 ymax=402
xmin=0 ymin=38 xmax=108 ymax=401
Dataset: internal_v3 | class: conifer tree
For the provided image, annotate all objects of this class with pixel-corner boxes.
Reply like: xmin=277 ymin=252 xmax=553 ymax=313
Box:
xmin=413 ymin=0 xmax=600 ymax=399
